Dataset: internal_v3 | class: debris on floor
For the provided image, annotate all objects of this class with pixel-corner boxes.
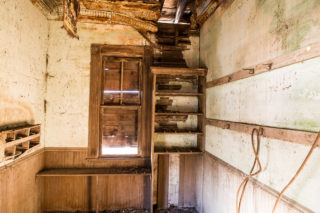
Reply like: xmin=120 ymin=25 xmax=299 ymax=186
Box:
xmin=156 ymin=206 xmax=198 ymax=213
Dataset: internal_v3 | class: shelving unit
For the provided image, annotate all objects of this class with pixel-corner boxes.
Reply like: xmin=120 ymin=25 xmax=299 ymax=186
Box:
xmin=0 ymin=124 xmax=41 ymax=162
xmin=151 ymin=67 xmax=207 ymax=155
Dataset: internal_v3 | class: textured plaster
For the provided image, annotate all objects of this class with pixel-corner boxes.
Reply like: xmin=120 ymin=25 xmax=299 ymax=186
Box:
xmin=0 ymin=0 xmax=49 ymax=161
xmin=45 ymin=21 xmax=146 ymax=147
xmin=201 ymin=0 xmax=320 ymax=211
xmin=200 ymin=0 xmax=320 ymax=81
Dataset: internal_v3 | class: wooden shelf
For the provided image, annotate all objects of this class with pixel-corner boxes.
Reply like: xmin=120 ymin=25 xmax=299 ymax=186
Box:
xmin=100 ymin=105 xmax=141 ymax=110
xmin=36 ymin=167 xmax=152 ymax=177
xmin=156 ymin=92 xmax=203 ymax=96
xmin=155 ymin=131 xmax=203 ymax=135
xmin=4 ymin=133 xmax=41 ymax=148
xmin=155 ymin=112 xmax=203 ymax=116
xmin=154 ymin=147 xmax=202 ymax=154
xmin=151 ymin=67 xmax=207 ymax=76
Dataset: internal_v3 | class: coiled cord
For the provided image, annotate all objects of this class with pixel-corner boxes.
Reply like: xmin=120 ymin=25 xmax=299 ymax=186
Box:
xmin=236 ymin=128 xmax=263 ymax=213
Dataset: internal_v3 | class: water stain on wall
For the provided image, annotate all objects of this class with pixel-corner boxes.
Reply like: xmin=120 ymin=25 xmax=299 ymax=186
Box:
xmin=0 ymin=93 xmax=35 ymax=127
xmin=200 ymin=18 xmax=222 ymax=81
xmin=258 ymin=0 xmax=320 ymax=51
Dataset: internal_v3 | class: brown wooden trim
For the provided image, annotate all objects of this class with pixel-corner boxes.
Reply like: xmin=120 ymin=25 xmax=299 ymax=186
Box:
xmin=206 ymin=43 xmax=320 ymax=88
xmin=206 ymin=119 xmax=319 ymax=147
xmin=151 ymin=67 xmax=207 ymax=76
xmin=204 ymin=152 xmax=313 ymax=213
xmin=44 ymin=147 xmax=87 ymax=152
xmin=178 ymin=155 xmax=185 ymax=206
xmin=88 ymin=44 xmax=102 ymax=158
xmin=196 ymin=0 xmax=222 ymax=26
xmin=157 ymin=154 xmax=169 ymax=209
xmin=100 ymin=45 xmax=145 ymax=58
xmin=100 ymin=105 xmax=141 ymax=110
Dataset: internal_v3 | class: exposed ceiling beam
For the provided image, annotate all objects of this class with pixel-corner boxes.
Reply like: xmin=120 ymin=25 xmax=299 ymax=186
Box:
xmin=174 ymin=0 xmax=187 ymax=24
xmin=82 ymin=0 xmax=161 ymax=21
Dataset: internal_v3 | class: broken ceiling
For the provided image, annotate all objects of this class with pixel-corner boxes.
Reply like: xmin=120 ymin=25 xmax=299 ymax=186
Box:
xmin=31 ymin=0 xmax=220 ymax=35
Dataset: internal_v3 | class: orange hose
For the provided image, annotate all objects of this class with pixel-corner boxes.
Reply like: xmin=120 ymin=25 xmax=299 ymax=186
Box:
xmin=272 ymin=131 xmax=320 ymax=213
xmin=236 ymin=128 xmax=263 ymax=213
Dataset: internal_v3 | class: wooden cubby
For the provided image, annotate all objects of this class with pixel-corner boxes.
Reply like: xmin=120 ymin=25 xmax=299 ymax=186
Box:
xmin=0 ymin=124 xmax=41 ymax=162
xmin=151 ymin=67 xmax=207 ymax=154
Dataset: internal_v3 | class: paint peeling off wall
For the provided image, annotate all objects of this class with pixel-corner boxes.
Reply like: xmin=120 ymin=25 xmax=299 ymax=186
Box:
xmin=45 ymin=21 xmax=146 ymax=147
xmin=201 ymin=0 xmax=320 ymax=211
xmin=200 ymin=0 xmax=320 ymax=82
xmin=207 ymin=56 xmax=320 ymax=132
xmin=156 ymin=96 xmax=199 ymax=113
xmin=0 ymin=0 xmax=49 ymax=160
xmin=183 ymin=35 xmax=200 ymax=68
xmin=168 ymin=154 xmax=180 ymax=206
xmin=154 ymin=134 xmax=198 ymax=148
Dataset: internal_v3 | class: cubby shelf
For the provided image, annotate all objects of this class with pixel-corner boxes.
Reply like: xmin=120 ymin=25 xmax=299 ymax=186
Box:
xmin=0 ymin=124 xmax=41 ymax=162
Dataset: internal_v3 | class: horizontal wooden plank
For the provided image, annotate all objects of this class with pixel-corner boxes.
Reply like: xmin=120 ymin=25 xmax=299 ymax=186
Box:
xmin=155 ymin=112 xmax=203 ymax=116
xmin=154 ymin=147 xmax=202 ymax=154
xmin=151 ymin=67 xmax=207 ymax=76
xmin=0 ymin=124 xmax=40 ymax=134
xmin=156 ymin=92 xmax=203 ymax=96
xmin=36 ymin=167 xmax=152 ymax=177
xmin=5 ymin=134 xmax=40 ymax=148
xmin=206 ymin=42 xmax=320 ymax=88
xmin=101 ymin=105 xmax=141 ymax=110
xmin=206 ymin=119 xmax=319 ymax=147
xmin=100 ymin=45 xmax=145 ymax=57
xmin=155 ymin=131 xmax=203 ymax=135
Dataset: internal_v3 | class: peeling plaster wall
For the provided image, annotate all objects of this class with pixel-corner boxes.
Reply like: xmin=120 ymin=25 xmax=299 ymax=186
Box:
xmin=200 ymin=0 xmax=320 ymax=212
xmin=168 ymin=154 xmax=180 ymax=206
xmin=0 ymin=0 xmax=48 ymax=160
xmin=201 ymin=0 xmax=320 ymax=82
xmin=183 ymin=35 xmax=200 ymax=68
xmin=45 ymin=21 xmax=147 ymax=147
